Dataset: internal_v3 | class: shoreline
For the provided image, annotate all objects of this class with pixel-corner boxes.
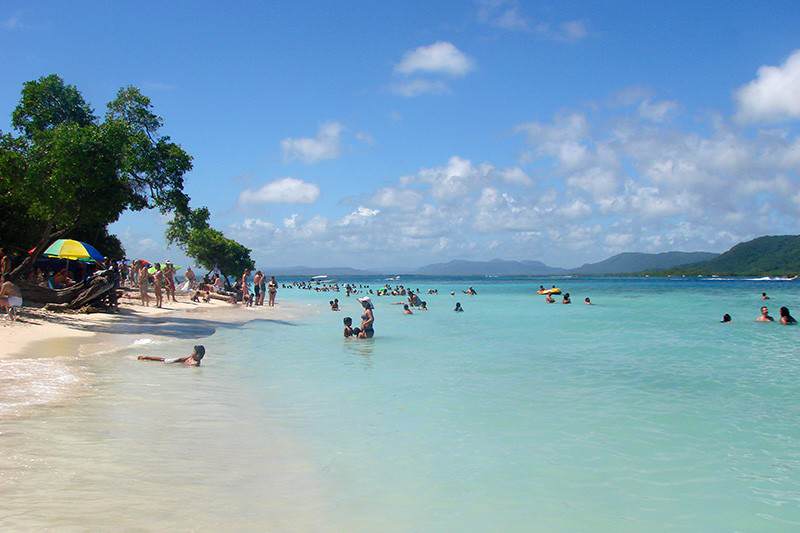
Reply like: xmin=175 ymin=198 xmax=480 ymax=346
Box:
xmin=0 ymin=295 xmax=311 ymax=420
xmin=0 ymin=295 xmax=308 ymax=360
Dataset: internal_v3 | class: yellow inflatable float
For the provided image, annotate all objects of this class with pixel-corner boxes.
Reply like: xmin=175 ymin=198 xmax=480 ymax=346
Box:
xmin=536 ymin=288 xmax=562 ymax=295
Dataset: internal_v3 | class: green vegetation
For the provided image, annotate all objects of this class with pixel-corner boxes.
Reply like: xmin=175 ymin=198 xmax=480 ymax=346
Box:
xmin=653 ymin=235 xmax=800 ymax=276
xmin=0 ymin=74 xmax=253 ymax=279
xmin=167 ymin=207 xmax=254 ymax=282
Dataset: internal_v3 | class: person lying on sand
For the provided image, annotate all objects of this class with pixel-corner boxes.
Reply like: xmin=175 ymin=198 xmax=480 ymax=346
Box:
xmin=138 ymin=345 xmax=205 ymax=366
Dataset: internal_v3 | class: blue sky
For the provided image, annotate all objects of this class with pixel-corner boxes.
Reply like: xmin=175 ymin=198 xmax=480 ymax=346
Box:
xmin=2 ymin=1 xmax=800 ymax=269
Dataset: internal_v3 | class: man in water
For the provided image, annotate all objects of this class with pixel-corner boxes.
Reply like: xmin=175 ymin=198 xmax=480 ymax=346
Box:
xmin=721 ymin=313 xmax=732 ymax=323
xmin=562 ymin=293 xmax=571 ymax=304
xmin=762 ymin=292 xmax=769 ymax=300
xmin=756 ymin=306 xmax=774 ymax=322
xmin=0 ymin=280 xmax=22 ymax=321
xmin=454 ymin=302 xmax=464 ymax=312
xmin=138 ymin=345 xmax=205 ymax=366
xmin=584 ymin=297 xmax=592 ymax=305
xmin=403 ymin=304 xmax=413 ymax=315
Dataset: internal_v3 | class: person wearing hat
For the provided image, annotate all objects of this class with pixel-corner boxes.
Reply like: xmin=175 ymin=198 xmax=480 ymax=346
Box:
xmin=357 ymin=296 xmax=375 ymax=338
xmin=138 ymin=345 xmax=206 ymax=366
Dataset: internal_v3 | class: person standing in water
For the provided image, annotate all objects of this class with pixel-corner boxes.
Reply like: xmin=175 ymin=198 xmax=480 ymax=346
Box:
xmin=358 ymin=296 xmax=375 ymax=338
xmin=454 ymin=302 xmax=464 ymax=312
xmin=756 ymin=306 xmax=774 ymax=322
xmin=779 ymin=306 xmax=797 ymax=325
xmin=268 ymin=276 xmax=278 ymax=307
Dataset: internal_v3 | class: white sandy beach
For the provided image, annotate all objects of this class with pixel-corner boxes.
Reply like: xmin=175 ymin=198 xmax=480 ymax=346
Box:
xmin=0 ymin=292 xmax=306 ymax=360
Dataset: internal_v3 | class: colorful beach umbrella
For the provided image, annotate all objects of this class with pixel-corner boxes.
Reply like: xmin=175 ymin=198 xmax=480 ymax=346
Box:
xmin=43 ymin=239 xmax=104 ymax=263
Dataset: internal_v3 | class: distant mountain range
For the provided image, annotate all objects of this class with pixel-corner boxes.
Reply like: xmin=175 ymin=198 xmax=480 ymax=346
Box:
xmin=412 ymin=252 xmax=718 ymax=276
xmin=270 ymin=236 xmax=800 ymax=277
xmin=655 ymin=235 xmax=800 ymax=276
xmin=573 ymin=251 xmax=718 ymax=275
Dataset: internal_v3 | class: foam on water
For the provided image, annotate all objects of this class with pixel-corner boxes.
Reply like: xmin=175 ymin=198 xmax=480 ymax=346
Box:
xmin=0 ymin=358 xmax=81 ymax=418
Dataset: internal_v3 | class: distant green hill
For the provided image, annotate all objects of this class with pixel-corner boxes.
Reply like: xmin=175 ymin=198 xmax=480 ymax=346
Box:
xmin=656 ymin=235 xmax=800 ymax=276
xmin=573 ymin=251 xmax=718 ymax=275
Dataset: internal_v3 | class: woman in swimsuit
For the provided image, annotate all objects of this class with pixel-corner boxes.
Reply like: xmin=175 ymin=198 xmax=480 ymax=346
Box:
xmin=358 ymin=296 xmax=375 ymax=338
xmin=268 ymin=276 xmax=278 ymax=307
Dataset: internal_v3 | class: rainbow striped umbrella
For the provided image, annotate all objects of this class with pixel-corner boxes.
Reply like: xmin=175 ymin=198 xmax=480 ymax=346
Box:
xmin=43 ymin=239 xmax=105 ymax=263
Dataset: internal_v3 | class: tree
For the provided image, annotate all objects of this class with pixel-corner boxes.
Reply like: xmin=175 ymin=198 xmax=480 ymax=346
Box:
xmin=167 ymin=207 xmax=254 ymax=282
xmin=0 ymin=75 xmax=193 ymax=278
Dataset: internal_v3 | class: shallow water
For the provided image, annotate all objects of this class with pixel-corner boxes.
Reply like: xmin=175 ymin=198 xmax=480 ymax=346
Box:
xmin=2 ymin=278 xmax=800 ymax=531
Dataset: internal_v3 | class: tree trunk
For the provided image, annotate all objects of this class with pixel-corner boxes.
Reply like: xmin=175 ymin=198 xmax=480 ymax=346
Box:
xmin=19 ymin=270 xmax=117 ymax=310
xmin=8 ymin=222 xmax=66 ymax=281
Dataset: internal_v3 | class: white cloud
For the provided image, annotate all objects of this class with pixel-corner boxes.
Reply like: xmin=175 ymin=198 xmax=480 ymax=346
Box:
xmin=638 ymin=99 xmax=678 ymax=122
xmin=371 ymin=187 xmax=423 ymax=209
xmin=395 ymin=42 xmax=473 ymax=77
xmin=239 ymin=177 xmax=320 ymax=204
xmin=605 ymin=233 xmax=634 ymax=248
xmin=735 ymin=49 xmax=800 ymax=122
xmin=477 ymin=0 xmax=529 ymax=30
xmin=561 ymin=199 xmax=592 ymax=219
xmin=281 ymin=122 xmax=343 ymax=163
xmin=558 ymin=21 xmax=588 ymax=42
xmin=391 ymin=79 xmax=450 ymax=97
xmin=339 ymin=206 xmax=380 ymax=226
xmin=477 ymin=1 xmax=587 ymax=42
xmin=499 ymin=167 xmax=533 ymax=186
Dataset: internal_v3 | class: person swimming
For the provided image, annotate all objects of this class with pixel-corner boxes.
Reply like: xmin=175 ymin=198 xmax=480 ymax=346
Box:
xmin=779 ymin=306 xmax=797 ymax=325
xmin=138 ymin=345 xmax=205 ymax=366
xmin=762 ymin=292 xmax=769 ymax=300
xmin=756 ymin=306 xmax=774 ymax=322
xmin=403 ymin=304 xmax=413 ymax=315
xmin=545 ymin=293 xmax=555 ymax=303
xmin=454 ymin=302 xmax=464 ymax=312
xmin=584 ymin=297 xmax=591 ymax=305
xmin=562 ymin=293 xmax=571 ymax=304
xmin=721 ymin=313 xmax=732 ymax=323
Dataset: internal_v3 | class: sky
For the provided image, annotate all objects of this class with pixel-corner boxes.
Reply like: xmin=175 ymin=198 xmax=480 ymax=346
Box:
xmin=2 ymin=0 xmax=800 ymax=270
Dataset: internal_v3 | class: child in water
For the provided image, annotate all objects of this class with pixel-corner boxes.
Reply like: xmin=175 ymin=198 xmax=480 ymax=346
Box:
xmin=343 ymin=317 xmax=361 ymax=338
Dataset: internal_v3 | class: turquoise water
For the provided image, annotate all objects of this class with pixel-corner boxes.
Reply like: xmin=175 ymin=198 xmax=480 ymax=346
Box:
xmin=4 ymin=278 xmax=800 ymax=531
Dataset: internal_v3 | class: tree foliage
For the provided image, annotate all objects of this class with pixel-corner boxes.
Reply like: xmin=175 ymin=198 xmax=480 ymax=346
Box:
xmin=167 ymin=207 xmax=254 ymax=280
xmin=0 ymin=75 xmax=192 ymax=274
xmin=1 ymin=74 xmax=252 ymax=281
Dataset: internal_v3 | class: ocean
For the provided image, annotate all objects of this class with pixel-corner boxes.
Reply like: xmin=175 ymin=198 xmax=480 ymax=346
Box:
xmin=2 ymin=277 xmax=800 ymax=531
